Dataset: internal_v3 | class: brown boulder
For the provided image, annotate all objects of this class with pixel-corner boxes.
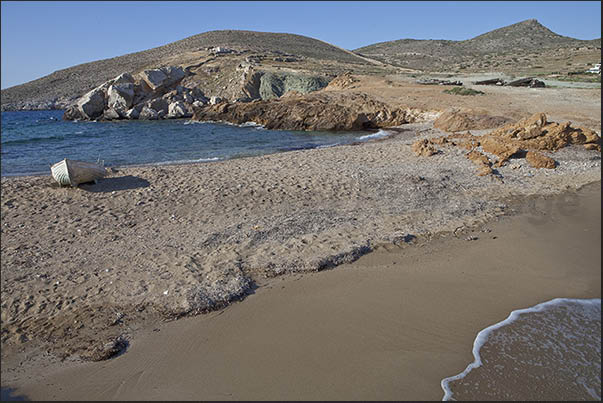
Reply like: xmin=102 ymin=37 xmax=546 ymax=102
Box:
xmin=466 ymin=150 xmax=493 ymax=176
xmin=479 ymin=137 xmax=521 ymax=166
xmin=525 ymin=151 xmax=556 ymax=169
xmin=411 ymin=139 xmax=438 ymax=157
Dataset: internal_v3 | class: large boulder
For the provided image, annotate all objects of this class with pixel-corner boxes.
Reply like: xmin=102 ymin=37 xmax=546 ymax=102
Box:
xmin=113 ymin=72 xmax=134 ymax=85
xmin=161 ymin=66 xmax=185 ymax=88
xmin=77 ymin=88 xmax=106 ymax=119
xmin=140 ymin=69 xmax=168 ymax=91
xmin=148 ymin=98 xmax=168 ymax=114
xmin=140 ymin=66 xmax=185 ymax=91
xmin=107 ymin=83 xmax=134 ymax=112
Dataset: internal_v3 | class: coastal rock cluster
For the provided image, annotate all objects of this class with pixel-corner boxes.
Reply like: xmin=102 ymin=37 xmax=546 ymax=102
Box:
xmin=62 ymin=65 xmax=334 ymax=122
xmin=63 ymin=67 xmax=208 ymax=121
xmin=192 ymin=91 xmax=430 ymax=131
xmin=413 ymin=112 xmax=601 ymax=175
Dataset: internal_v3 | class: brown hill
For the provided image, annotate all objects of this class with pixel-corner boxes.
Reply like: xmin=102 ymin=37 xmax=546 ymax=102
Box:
xmin=355 ymin=19 xmax=601 ymax=73
xmin=1 ymin=30 xmax=383 ymax=111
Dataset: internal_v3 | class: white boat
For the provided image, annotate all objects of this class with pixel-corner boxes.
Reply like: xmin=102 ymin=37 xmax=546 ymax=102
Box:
xmin=50 ymin=158 xmax=107 ymax=186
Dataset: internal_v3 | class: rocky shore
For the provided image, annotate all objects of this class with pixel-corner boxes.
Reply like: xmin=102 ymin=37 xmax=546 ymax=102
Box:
xmin=61 ymin=65 xmax=335 ymax=123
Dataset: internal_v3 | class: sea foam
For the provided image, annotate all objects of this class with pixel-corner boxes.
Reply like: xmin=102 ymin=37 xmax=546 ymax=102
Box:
xmin=441 ymin=298 xmax=602 ymax=401
xmin=357 ymin=129 xmax=392 ymax=141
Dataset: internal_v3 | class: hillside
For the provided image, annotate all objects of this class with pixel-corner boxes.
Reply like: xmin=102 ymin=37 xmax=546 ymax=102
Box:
xmin=1 ymin=30 xmax=385 ymax=111
xmin=2 ymin=21 xmax=601 ymax=111
xmin=355 ymin=19 xmax=601 ymax=74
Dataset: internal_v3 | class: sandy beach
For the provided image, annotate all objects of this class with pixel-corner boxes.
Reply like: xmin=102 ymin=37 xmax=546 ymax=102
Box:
xmin=1 ymin=179 xmax=599 ymax=400
xmin=1 ymin=113 xmax=601 ymax=400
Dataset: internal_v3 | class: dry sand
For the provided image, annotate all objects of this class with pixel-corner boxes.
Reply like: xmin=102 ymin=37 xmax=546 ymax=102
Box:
xmin=2 ymin=181 xmax=599 ymax=401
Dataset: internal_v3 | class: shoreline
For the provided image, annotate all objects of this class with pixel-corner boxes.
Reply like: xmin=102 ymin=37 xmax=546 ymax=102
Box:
xmin=2 ymin=180 xmax=600 ymax=400
xmin=1 ymin=109 xmax=393 ymax=178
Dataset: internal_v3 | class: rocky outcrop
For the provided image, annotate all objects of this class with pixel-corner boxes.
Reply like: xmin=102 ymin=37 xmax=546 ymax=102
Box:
xmin=434 ymin=108 xmax=513 ymax=132
xmin=505 ymin=77 xmax=545 ymax=88
xmin=413 ymin=113 xmax=600 ymax=175
xmin=63 ymin=66 xmax=206 ymax=121
xmin=76 ymin=88 xmax=106 ymax=119
xmin=324 ymin=72 xmax=358 ymax=90
xmin=191 ymin=91 xmax=430 ymax=131
xmin=258 ymin=72 xmax=331 ymax=100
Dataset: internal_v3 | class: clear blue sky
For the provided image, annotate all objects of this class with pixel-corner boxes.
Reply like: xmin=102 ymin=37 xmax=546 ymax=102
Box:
xmin=1 ymin=1 xmax=601 ymax=89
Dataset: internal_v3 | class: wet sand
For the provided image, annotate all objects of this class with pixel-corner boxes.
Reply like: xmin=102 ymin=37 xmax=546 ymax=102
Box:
xmin=443 ymin=298 xmax=601 ymax=400
xmin=4 ymin=181 xmax=600 ymax=401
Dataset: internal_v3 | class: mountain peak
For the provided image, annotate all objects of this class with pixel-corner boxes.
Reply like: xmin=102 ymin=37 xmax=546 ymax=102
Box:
xmin=519 ymin=18 xmax=541 ymax=25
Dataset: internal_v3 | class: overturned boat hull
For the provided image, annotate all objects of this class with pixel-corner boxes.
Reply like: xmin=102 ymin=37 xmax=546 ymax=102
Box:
xmin=51 ymin=158 xmax=107 ymax=186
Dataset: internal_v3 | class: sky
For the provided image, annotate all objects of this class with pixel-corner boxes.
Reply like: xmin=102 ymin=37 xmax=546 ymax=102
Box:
xmin=1 ymin=1 xmax=601 ymax=89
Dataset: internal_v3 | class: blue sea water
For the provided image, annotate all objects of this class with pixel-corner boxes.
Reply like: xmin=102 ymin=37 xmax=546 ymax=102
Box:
xmin=1 ymin=110 xmax=379 ymax=176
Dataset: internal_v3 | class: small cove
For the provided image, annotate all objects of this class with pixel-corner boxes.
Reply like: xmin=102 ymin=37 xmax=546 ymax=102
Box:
xmin=1 ymin=110 xmax=378 ymax=176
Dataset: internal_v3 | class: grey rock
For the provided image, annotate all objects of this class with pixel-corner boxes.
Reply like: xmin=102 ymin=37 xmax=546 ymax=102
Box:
xmin=505 ymin=77 xmax=545 ymax=88
xmin=77 ymin=87 xmax=106 ymax=119
xmin=125 ymin=107 xmax=140 ymax=119
xmin=107 ymin=83 xmax=134 ymax=110
xmin=112 ymin=72 xmax=134 ymax=85
xmin=162 ymin=89 xmax=178 ymax=101
xmin=159 ymin=66 xmax=185 ymax=88
xmin=139 ymin=106 xmax=159 ymax=120
xmin=148 ymin=98 xmax=168 ymax=114
xmin=168 ymin=101 xmax=191 ymax=118
xmin=140 ymin=69 xmax=168 ymax=91
xmin=103 ymin=108 xmax=121 ymax=120
xmin=63 ymin=104 xmax=85 ymax=120
xmin=191 ymin=87 xmax=207 ymax=102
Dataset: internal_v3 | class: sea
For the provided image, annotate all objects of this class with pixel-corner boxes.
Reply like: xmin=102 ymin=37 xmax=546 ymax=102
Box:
xmin=441 ymin=298 xmax=602 ymax=401
xmin=0 ymin=110 xmax=389 ymax=176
